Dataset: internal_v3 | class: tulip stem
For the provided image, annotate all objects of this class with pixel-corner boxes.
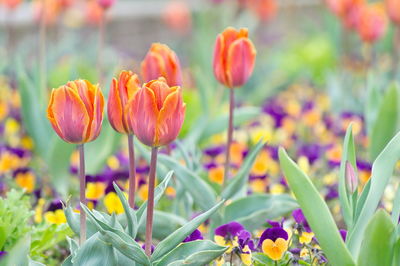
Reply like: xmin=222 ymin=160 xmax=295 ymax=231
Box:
xmin=145 ymin=146 xmax=158 ymax=256
xmin=78 ymin=144 xmax=86 ymax=245
xmin=39 ymin=0 xmax=47 ymax=104
xmin=223 ymin=88 xmax=235 ymax=187
xmin=127 ymin=134 xmax=136 ymax=209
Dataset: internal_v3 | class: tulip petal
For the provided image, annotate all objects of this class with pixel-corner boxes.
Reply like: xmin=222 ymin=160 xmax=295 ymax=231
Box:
xmin=47 ymin=89 xmax=64 ymax=140
xmin=50 ymin=87 xmax=90 ymax=143
xmin=107 ymin=77 xmax=125 ymax=133
xmin=146 ymin=78 xmax=173 ymax=110
xmin=141 ymin=51 xmax=166 ymax=83
xmin=87 ymin=85 xmax=104 ymax=142
xmin=226 ymin=38 xmax=256 ymax=88
xmin=157 ymin=87 xmax=186 ymax=146
xmin=212 ymin=34 xmax=228 ymax=86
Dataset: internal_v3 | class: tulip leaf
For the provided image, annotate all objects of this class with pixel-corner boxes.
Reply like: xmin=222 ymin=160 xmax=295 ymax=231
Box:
xmin=357 ymin=210 xmax=396 ymax=266
xmin=136 ymin=171 xmax=174 ymax=228
xmin=392 ymin=184 xmax=400 ymax=225
xmin=112 ymin=183 xmax=137 ymax=238
xmin=338 ymin=125 xmax=356 ymax=229
xmin=137 ymin=211 xmax=187 ymax=240
xmin=279 ymin=147 xmax=355 ymax=266
xmin=347 ymin=130 xmax=400 ymax=257
xmin=153 ymin=240 xmax=228 ymax=266
xmin=221 ymin=141 xmax=264 ymax=200
xmin=223 ymin=194 xmax=298 ymax=231
xmin=64 ymin=205 xmax=97 ymax=239
xmin=151 ymin=200 xmax=225 ymax=261
xmin=369 ymin=83 xmax=398 ymax=161
xmin=72 ymin=232 xmax=117 ymax=266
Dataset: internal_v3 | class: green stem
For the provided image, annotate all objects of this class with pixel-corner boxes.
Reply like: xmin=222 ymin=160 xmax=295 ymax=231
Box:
xmin=223 ymin=88 xmax=235 ymax=187
xmin=145 ymin=146 xmax=158 ymax=256
xmin=78 ymin=144 xmax=86 ymax=245
xmin=127 ymin=134 xmax=136 ymax=209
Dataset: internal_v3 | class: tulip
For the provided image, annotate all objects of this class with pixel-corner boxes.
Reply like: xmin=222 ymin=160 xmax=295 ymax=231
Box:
xmin=47 ymin=79 xmax=104 ymax=244
xmin=163 ymin=0 xmax=192 ymax=34
xmin=357 ymin=3 xmax=388 ymax=43
xmin=213 ymin=27 xmax=256 ymax=88
xmin=97 ymin=0 xmax=115 ymax=10
xmin=128 ymin=77 xmax=185 ymax=256
xmin=2 ymin=0 xmax=22 ymax=10
xmin=212 ymin=27 xmax=256 ymax=187
xmin=246 ymin=0 xmax=277 ymax=22
xmin=141 ymin=43 xmax=183 ymax=87
xmin=345 ymin=161 xmax=358 ymax=194
xmin=386 ymin=0 xmax=400 ymax=25
xmin=108 ymin=71 xmax=140 ymax=208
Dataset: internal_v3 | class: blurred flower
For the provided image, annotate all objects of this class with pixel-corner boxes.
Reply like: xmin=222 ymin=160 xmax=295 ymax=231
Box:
xmin=213 ymin=27 xmax=256 ymax=88
xmin=246 ymin=0 xmax=277 ymax=22
xmin=33 ymin=0 xmax=63 ymax=25
xmin=357 ymin=3 xmax=388 ymax=43
xmin=339 ymin=229 xmax=347 ymax=241
xmin=44 ymin=209 xmax=66 ymax=224
xmin=104 ymin=191 xmax=125 ymax=214
xmin=183 ymin=229 xmax=203 ymax=242
xmin=386 ymin=0 xmax=400 ymax=25
xmin=141 ymin=43 xmax=183 ymax=86
xmin=14 ymin=168 xmax=35 ymax=193
xmin=86 ymin=0 xmax=104 ymax=25
xmin=86 ymin=182 xmax=106 ymax=200
xmin=299 ymin=231 xmax=314 ymax=244
xmin=345 ymin=161 xmax=358 ymax=193
xmin=208 ymin=165 xmax=224 ymax=185
xmin=97 ymin=0 xmax=115 ymax=10
xmin=259 ymin=222 xmax=289 ymax=261
xmin=47 ymin=79 xmax=104 ymax=144
xmin=108 ymin=71 xmax=140 ymax=134
xmin=2 ymin=0 xmax=22 ymax=10
xmin=292 ymin=208 xmax=311 ymax=232
xmin=163 ymin=0 xmax=192 ymax=34
xmin=127 ymin=78 xmax=186 ymax=147
xmin=214 ymin=221 xmax=243 ymax=253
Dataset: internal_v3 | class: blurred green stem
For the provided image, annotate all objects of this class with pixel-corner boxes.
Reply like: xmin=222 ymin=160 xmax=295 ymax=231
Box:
xmin=223 ymin=88 xmax=234 ymax=187
xmin=393 ymin=25 xmax=400 ymax=77
xmin=127 ymin=134 xmax=136 ymax=209
xmin=39 ymin=0 xmax=47 ymax=103
xmin=78 ymin=144 xmax=86 ymax=245
xmin=145 ymin=146 xmax=158 ymax=256
xmin=97 ymin=14 xmax=105 ymax=84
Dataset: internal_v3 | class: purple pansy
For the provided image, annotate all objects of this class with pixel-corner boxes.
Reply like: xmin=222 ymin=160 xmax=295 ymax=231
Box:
xmin=258 ymin=224 xmax=288 ymax=248
xmin=183 ymin=229 xmax=203 ymax=242
xmin=292 ymin=208 xmax=311 ymax=232
xmin=339 ymin=229 xmax=347 ymax=241
xmin=215 ymin=221 xmax=244 ymax=238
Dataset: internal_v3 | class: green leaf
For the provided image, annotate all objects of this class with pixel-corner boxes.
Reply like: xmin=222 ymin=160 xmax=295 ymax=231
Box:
xmin=391 ymin=183 xmax=400 ymax=225
xmin=153 ymin=240 xmax=228 ymax=266
xmin=223 ymin=194 xmax=298 ymax=231
xmin=279 ymin=148 xmax=355 ymax=266
xmin=339 ymin=125 xmax=356 ymax=229
xmin=252 ymin=252 xmax=273 ymax=265
xmin=347 ymin=130 xmax=400 ymax=257
xmin=357 ymin=210 xmax=396 ymax=266
xmin=369 ymin=83 xmax=398 ymax=161
xmin=221 ymin=141 xmax=264 ymax=200
xmin=151 ymin=200 xmax=225 ymax=261
xmin=0 ymin=235 xmax=30 ymax=266
xmin=64 ymin=205 xmax=97 ymax=239
xmin=112 ymin=183 xmax=137 ymax=238
xmin=393 ymin=237 xmax=400 ymax=266
xmin=72 ymin=233 xmax=117 ymax=266
xmin=84 ymin=120 xmax=122 ymax=174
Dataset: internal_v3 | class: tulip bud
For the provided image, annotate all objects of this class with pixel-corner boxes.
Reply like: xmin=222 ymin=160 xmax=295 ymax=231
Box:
xmin=47 ymin=80 xmax=104 ymax=144
xmin=141 ymin=43 xmax=183 ymax=87
xmin=345 ymin=161 xmax=358 ymax=194
xmin=107 ymin=71 xmax=140 ymax=134
xmin=357 ymin=3 xmax=388 ymax=43
xmin=213 ymin=27 xmax=256 ymax=88
xmin=386 ymin=0 xmax=400 ymax=25
xmin=127 ymin=78 xmax=185 ymax=147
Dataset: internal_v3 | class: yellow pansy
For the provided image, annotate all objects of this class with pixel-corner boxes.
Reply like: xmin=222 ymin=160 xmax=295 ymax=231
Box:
xmin=299 ymin=231 xmax=314 ymax=244
xmin=86 ymin=182 xmax=106 ymax=200
xmin=15 ymin=171 xmax=35 ymax=193
xmin=262 ymin=238 xmax=288 ymax=261
xmin=208 ymin=166 xmax=224 ymax=185
xmin=240 ymin=245 xmax=252 ymax=265
xmin=107 ymin=156 xmax=120 ymax=170
xmin=104 ymin=192 xmax=126 ymax=214
xmin=34 ymin=198 xmax=46 ymax=223
xmin=214 ymin=235 xmax=239 ymax=253
xmin=5 ymin=118 xmax=20 ymax=136
xmin=44 ymin=209 xmax=66 ymax=224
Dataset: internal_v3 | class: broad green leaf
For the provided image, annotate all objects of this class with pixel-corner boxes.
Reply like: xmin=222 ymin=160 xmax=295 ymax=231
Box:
xmin=357 ymin=210 xmax=396 ymax=266
xmin=223 ymin=194 xmax=298 ymax=231
xmin=113 ymin=183 xmax=137 ymax=238
xmin=64 ymin=205 xmax=97 ymax=239
xmin=347 ymin=130 xmax=400 ymax=257
xmin=339 ymin=125 xmax=356 ymax=229
xmin=72 ymin=232 xmax=117 ymax=266
xmin=391 ymin=184 xmax=400 ymax=225
xmin=0 ymin=235 xmax=30 ymax=266
xmin=279 ymin=148 xmax=355 ymax=266
xmin=221 ymin=141 xmax=264 ymax=200
xmin=393 ymin=237 xmax=400 ymax=266
xmin=252 ymin=252 xmax=273 ymax=265
xmin=85 ymin=120 xmax=121 ymax=174
xmin=151 ymin=200 xmax=225 ymax=261
xmin=369 ymin=83 xmax=398 ymax=161
xmin=153 ymin=240 xmax=228 ymax=266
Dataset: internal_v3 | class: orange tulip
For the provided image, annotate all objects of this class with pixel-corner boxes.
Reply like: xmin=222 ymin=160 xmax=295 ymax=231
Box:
xmin=2 ymin=0 xmax=22 ymax=10
xmin=107 ymin=71 xmax=140 ymax=134
xmin=141 ymin=43 xmax=183 ymax=87
xmin=386 ymin=0 xmax=400 ymax=25
xmin=247 ymin=0 xmax=277 ymax=22
xmin=213 ymin=27 xmax=256 ymax=88
xmin=358 ymin=3 xmax=388 ymax=43
xmin=163 ymin=0 xmax=191 ymax=34
xmin=127 ymin=78 xmax=185 ymax=147
xmin=47 ymin=80 xmax=104 ymax=144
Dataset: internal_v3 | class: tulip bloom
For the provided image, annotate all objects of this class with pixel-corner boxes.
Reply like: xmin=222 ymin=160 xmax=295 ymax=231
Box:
xmin=2 ymin=0 xmax=22 ymax=10
xmin=128 ymin=78 xmax=186 ymax=147
xmin=141 ymin=43 xmax=183 ymax=87
xmin=246 ymin=0 xmax=277 ymax=22
xmin=213 ymin=27 xmax=256 ymax=88
xmin=97 ymin=0 xmax=115 ymax=10
xmin=108 ymin=71 xmax=140 ymax=134
xmin=47 ymin=79 xmax=104 ymax=144
xmin=386 ymin=0 xmax=400 ymax=25
xmin=357 ymin=3 xmax=388 ymax=43
xmin=163 ymin=0 xmax=192 ymax=34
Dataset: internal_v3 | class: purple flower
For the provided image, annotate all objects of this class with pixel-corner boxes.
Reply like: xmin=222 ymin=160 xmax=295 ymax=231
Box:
xmin=0 ymin=251 xmax=7 ymax=259
xmin=325 ymin=185 xmax=339 ymax=201
xmin=262 ymin=99 xmax=287 ymax=127
xmin=215 ymin=221 xmax=244 ymax=238
xmin=292 ymin=208 xmax=311 ymax=232
xmin=47 ymin=199 xmax=63 ymax=212
xmin=183 ymin=229 xmax=203 ymax=242
xmin=339 ymin=229 xmax=347 ymax=241
xmin=238 ymin=230 xmax=255 ymax=251
xmin=204 ymin=146 xmax=224 ymax=157
xmin=297 ymin=144 xmax=322 ymax=164
xmin=258 ymin=226 xmax=288 ymax=248
xmin=141 ymin=244 xmax=155 ymax=254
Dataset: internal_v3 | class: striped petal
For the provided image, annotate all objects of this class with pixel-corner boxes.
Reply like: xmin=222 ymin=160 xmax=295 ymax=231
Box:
xmin=107 ymin=77 xmax=125 ymax=133
xmin=86 ymin=85 xmax=104 ymax=142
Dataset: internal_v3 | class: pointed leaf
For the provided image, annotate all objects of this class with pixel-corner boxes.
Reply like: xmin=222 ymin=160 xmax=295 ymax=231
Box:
xmin=113 ymin=182 xmax=137 ymax=238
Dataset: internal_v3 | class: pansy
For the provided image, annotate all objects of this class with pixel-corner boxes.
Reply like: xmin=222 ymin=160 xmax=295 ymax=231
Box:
xmin=259 ymin=222 xmax=289 ymax=261
xmin=44 ymin=200 xmax=66 ymax=225
xmin=13 ymin=168 xmax=35 ymax=193
xmin=104 ymin=191 xmax=126 ymax=214
xmin=183 ymin=229 xmax=203 ymax=242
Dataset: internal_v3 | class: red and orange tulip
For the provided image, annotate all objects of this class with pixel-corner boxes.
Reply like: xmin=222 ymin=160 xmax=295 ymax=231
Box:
xmin=213 ymin=27 xmax=256 ymax=88
xmin=357 ymin=3 xmax=388 ymax=43
xmin=2 ymin=0 xmax=22 ymax=10
xmin=47 ymin=80 xmax=104 ymax=144
xmin=127 ymin=77 xmax=185 ymax=147
xmin=107 ymin=71 xmax=140 ymax=134
xmin=386 ymin=0 xmax=400 ymax=25
xmin=141 ymin=43 xmax=183 ymax=87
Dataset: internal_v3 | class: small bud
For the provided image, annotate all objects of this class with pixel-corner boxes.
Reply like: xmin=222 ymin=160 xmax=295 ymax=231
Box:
xmin=345 ymin=161 xmax=358 ymax=194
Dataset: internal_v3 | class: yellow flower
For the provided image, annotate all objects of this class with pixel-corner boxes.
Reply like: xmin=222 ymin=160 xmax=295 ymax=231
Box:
xmin=44 ymin=209 xmax=66 ymax=224
xmin=299 ymin=232 xmax=314 ymax=244
xmin=297 ymin=156 xmax=310 ymax=174
xmin=104 ymin=192 xmax=126 ymax=214
xmin=300 ymin=247 xmax=310 ymax=258
xmin=0 ymin=102 xmax=8 ymax=121
xmin=208 ymin=166 xmax=224 ymax=185
xmin=107 ymin=156 xmax=120 ymax=170
xmin=262 ymin=238 xmax=288 ymax=261
xmin=138 ymin=184 xmax=149 ymax=201
xmin=0 ymin=152 xmax=21 ymax=174
xmin=240 ymin=245 xmax=252 ymax=265
xmin=34 ymin=198 xmax=46 ymax=223
xmin=214 ymin=235 xmax=239 ymax=253
xmin=20 ymin=136 xmax=34 ymax=150
xmin=270 ymin=184 xmax=285 ymax=195
xmin=250 ymin=179 xmax=266 ymax=193
xmin=86 ymin=182 xmax=106 ymax=200
xmin=165 ymin=186 xmax=176 ymax=197
xmin=215 ymin=256 xmax=225 ymax=266
xmin=15 ymin=171 xmax=35 ymax=193
xmin=5 ymin=118 xmax=20 ymax=136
